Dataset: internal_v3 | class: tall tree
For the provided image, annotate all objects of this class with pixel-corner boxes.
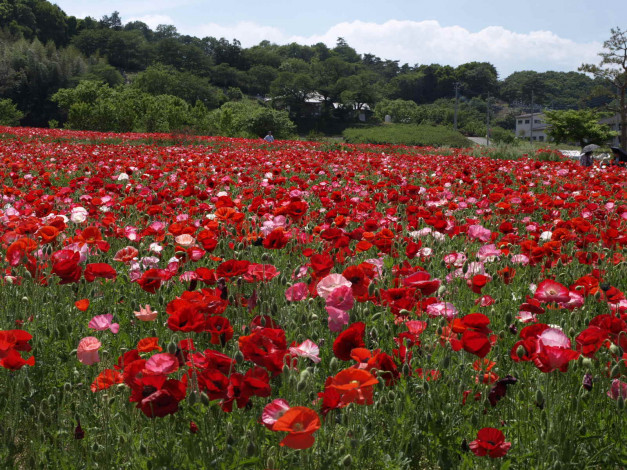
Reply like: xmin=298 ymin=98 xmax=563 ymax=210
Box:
xmin=580 ymin=27 xmax=627 ymax=147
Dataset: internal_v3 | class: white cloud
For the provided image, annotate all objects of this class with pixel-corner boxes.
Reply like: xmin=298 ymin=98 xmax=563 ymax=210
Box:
xmin=183 ymin=19 xmax=602 ymax=77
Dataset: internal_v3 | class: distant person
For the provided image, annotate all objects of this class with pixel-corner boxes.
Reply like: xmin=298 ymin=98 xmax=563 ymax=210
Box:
xmin=579 ymin=144 xmax=598 ymax=168
xmin=579 ymin=150 xmax=594 ymax=168
xmin=264 ymin=131 xmax=274 ymax=143
xmin=610 ymin=146 xmax=627 ymax=167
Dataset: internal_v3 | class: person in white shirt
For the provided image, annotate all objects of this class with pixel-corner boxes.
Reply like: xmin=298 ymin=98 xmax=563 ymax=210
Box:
xmin=264 ymin=131 xmax=274 ymax=143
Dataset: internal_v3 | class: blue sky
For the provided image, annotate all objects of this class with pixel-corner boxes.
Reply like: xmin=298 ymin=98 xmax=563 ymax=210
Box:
xmin=52 ymin=0 xmax=627 ymax=77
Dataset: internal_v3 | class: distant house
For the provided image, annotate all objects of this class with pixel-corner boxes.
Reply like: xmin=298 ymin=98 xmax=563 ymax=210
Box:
xmin=515 ymin=113 xmax=548 ymax=142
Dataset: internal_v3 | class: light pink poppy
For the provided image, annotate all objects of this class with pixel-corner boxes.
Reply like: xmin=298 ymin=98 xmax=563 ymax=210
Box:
xmin=174 ymin=234 xmax=195 ymax=246
xmin=261 ymin=399 xmax=291 ymax=429
xmin=325 ymin=285 xmax=354 ymax=312
xmin=134 ymin=305 xmax=158 ymax=321
xmin=113 ymin=246 xmax=139 ymax=264
xmin=316 ymin=274 xmax=351 ymax=300
xmin=468 ymin=224 xmax=492 ymax=242
xmin=144 ymin=353 xmax=179 ymax=375
xmin=477 ymin=244 xmax=501 ymax=262
xmin=88 ymin=314 xmax=119 ymax=334
xmin=285 ymin=283 xmax=308 ymax=302
xmin=426 ymin=302 xmax=458 ymax=320
xmin=510 ymin=254 xmax=530 ymax=265
xmin=326 ymin=306 xmax=350 ymax=332
xmin=179 ymin=271 xmax=198 ymax=282
xmin=77 ymin=337 xmax=101 ymax=365
xmin=289 ymin=340 xmax=321 ymax=363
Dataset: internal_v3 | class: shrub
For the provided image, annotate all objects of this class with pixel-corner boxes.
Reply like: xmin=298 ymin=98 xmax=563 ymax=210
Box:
xmin=0 ymin=98 xmax=25 ymax=126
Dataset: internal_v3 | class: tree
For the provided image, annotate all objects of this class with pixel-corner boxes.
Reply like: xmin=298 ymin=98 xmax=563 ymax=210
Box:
xmin=0 ymin=98 xmax=24 ymax=125
xmin=544 ymin=109 xmax=616 ymax=146
xmin=580 ymin=27 xmax=627 ymax=148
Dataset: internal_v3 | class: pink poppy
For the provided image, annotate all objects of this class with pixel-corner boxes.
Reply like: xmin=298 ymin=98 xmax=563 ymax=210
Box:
xmin=285 ymin=283 xmax=308 ymax=302
xmin=607 ymin=379 xmax=627 ymax=400
xmin=316 ymin=274 xmax=352 ymax=300
xmin=325 ymin=285 xmax=354 ymax=312
xmin=77 ymin=337 xmax=101 ymax=365
xmin=532 ymin=328 xmax=579 ymax=373
xmin=261 ymin=399 xmax=291 ymax=430
xmin=144 ymin=353 xmax=179 ymax=375
xmin=134 ymin=305 xmax=158 ymax=321
xmin=534 ymin=279 xmax=570 ymax=304
xmin=88 ymin=314 xmax=119 ymax=334
xmin=467 ymin=225 xmax=492 ymax=242
xmin=289 ymin=340 xmax=321 ymax=363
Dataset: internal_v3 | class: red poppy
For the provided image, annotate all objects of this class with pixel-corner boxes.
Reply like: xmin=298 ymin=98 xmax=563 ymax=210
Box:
xmin=328 ymin=368 xmax=379 ymax=405
xmin=468 ymin=428 xmax=511 ymax=458
xmin=332 ymin=322 xmax=366 ymax=361
xmin=75 ymin=299 xmax=90 ymax=311
xmin=272 ymin=407 xmax=321 ymax=449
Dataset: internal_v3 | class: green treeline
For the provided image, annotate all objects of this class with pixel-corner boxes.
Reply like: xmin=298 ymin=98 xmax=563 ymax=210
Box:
xmin=0 ymin=0 xmax=611 ymax=138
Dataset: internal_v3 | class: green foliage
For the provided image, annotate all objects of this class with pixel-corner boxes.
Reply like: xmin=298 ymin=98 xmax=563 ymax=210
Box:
xmin=208 ymin=99 xmax=296 ymax=139
xmin=544 ymin=109 xmax=617 ymax=146
xmin=489 ymin=126 xmax=516 ymax=144
xmin=52 ymin=80 xmax=213 ymax=133
xmin=342 ymin=123 xmax=471 ymax=147
xmin=374 ymin=99 xmax=420 ymax=123
xmin=132 ymin=64 xmax=225 ymax=109
xmin=0 ymin=37 xmax=87 ymax=125
xmin=0 ymin=98 xmax=24 ymax=125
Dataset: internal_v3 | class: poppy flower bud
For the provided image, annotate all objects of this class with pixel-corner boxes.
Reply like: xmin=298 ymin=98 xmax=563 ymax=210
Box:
xmin=441 ymin=354 xmax=450 ymax=368
xmin=618 ymin=396 xmax=625 ymax=410
xmin=504 ymin=312 xmax=513 ymax=324
xmin=266 ymin=457 xmax=276 ymax=469
xmin=167 ymin=341 xmax=177 ymax=354
xmin=246 ymin=441 xmax=256 ymax=456
xmin=74 ymin=421 xmax=84 ymax=440
xmin=402 ymin=362 xmax=410 ymax=376
xmin=296 ymin=379 xmax=307 ymax=392
xmin=582 ymin=373 xmax=593 ymax=391
xmin=535 ymin=389 xmax=544 ymax=408
xmin=516 ymin=345 xmax=525 ymax=359
xmin=200 ymin=392 xmax=210 ymax=406
xmin=609 ymin=344 xmax=620 ymax=356
xmin=341 ymin=454 xmax=353 ymax=466
xmin=610 ymin=364 xmax=621 ymax=378
xmin=234 ymin=350 xmax=244 ymax=364
xmin=188 ymin=391 xmax=198 ymax=405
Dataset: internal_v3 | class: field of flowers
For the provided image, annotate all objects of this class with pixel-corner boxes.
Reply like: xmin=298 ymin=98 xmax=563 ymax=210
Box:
xmin=0 ymin=125 xmax=626 ymax=469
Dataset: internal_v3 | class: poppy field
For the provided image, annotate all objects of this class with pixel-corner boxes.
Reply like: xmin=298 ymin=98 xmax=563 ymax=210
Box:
xmin=0 ymin=126 xmax=626 ymax=469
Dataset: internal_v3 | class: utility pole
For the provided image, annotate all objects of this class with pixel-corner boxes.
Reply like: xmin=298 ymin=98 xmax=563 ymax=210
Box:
xmin=453 ymin=82 xmax=461 ymax=131
xmin=529 ymin=90 xmax=534 ymax=143
xmin=486 ymin=93 xmax=491 ymax=146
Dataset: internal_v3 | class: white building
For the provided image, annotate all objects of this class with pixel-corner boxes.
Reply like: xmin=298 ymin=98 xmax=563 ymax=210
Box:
xmin=515 ymin=113 xmax=548 ymax=142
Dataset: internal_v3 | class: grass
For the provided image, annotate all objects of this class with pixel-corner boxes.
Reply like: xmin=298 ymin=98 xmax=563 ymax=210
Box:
xmin=342 ymin=123 xmax=472 ymax=148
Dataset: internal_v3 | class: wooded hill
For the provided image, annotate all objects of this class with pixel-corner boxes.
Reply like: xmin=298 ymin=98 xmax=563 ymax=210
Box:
xmin=0 ymin=0 xmax=611 ymax=136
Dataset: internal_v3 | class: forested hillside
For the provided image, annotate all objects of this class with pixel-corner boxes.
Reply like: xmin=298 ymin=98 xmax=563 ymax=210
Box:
xmin=0 ymin=0 xmax=611 ymax=136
